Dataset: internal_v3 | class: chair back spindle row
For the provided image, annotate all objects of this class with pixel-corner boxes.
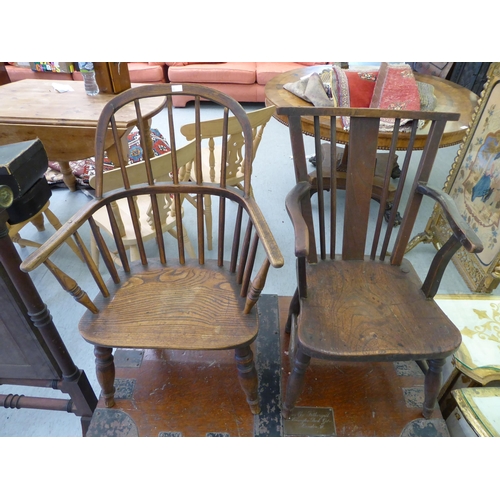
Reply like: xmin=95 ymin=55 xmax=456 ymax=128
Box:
xmin=280 ymin=106 xmax=460 ymax=266
xmin=24 ymin=84 xmax=280 ymax=316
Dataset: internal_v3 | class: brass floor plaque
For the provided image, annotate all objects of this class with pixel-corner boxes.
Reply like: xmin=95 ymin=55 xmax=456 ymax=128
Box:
xmin=114 ymin=349 xmax=144 ymax=368
xmin=283 ymin=407 xmax=336 ymax=437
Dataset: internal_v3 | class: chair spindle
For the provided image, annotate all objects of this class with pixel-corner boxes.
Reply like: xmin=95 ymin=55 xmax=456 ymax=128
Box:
xmin=241 ymin=231 xmax=259 ymax=298
xmin=314 ymin=116 xmax=326 ymax=261
xmin=88 ymin=216 xmax=120 ymax=284
xmin=230 ymin=204 xmax=244 ymax=273
xmin=105 ymin=203 xmax=130 ymax=271
xmin=237 ymin=218 xmax=253 ymax=284
xmin=329 ymin=116 xmax=337 ymax=259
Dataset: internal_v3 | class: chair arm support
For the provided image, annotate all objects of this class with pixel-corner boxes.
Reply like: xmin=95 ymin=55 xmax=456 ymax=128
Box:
xmin=417 ymin=182 xmax=483 ymax=254
xmin=285 ymin=182 xmax=312 ymax=258
xmin=418 ymin=182 xmax=484 ymax=298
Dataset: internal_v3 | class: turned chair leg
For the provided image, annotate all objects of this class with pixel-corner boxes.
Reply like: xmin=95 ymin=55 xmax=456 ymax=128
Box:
xmin=285 ymin=289 xmax=300 ymax=334
xmin=422 ymin=358 xmax=446 ymax=419
xmin=282 ymin=346 xmax=311 ymax=419
xmin=94 ymin=346 xmax=116 ymax=408
xmin=235 ymin=345 xmax=260 ymax=415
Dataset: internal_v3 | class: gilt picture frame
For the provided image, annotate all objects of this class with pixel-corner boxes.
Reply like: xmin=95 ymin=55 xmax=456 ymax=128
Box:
xmin=420 ymin=62 xmax=500 ymax=292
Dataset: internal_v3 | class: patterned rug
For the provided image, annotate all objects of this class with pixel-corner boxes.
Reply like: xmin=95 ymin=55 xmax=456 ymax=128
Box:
xmin=45 ymin=127 xmax=170 ymax=188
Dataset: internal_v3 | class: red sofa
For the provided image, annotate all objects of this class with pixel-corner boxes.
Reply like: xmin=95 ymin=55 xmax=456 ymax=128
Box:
xmin=166 ymin=62 xmax=327 ymax=107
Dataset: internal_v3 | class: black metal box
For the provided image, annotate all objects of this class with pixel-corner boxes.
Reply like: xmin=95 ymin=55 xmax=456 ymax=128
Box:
xmin=0 ymin=139 xmax=51 ymax=223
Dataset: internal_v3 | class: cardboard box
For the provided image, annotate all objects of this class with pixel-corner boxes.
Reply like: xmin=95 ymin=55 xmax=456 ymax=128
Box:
xmin=30 ymin=62 xmax=75 ymax=73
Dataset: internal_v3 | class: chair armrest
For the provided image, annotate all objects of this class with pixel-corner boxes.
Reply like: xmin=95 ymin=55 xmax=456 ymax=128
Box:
xmin=417 ymin=182 xmax=483 ymax=254
xmin=244 ymin=196 xmax=284 ymax=269
xmin=20 ymin=200 xmax=101 ymax=273
xmin=285 ymin=181 xmax=312 ymax=258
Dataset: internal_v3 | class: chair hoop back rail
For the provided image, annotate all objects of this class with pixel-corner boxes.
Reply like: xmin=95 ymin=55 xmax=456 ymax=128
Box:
xmin=21 ymin=84 xmax=284 ymax=415
xmin=277 ymin=105 xmax=483 ymax=421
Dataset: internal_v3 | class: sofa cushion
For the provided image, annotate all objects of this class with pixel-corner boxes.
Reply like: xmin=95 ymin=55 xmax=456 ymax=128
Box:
xmin=171 ymin=82 xmax=261 ymax=107
xmin=168 ymin=62 xmax=256 ymax=85
xmin=166 ymin=62 xmax=222 ymax=66
xmin=127 ymin=62 xmax=166 ymax=83
xmin=256 ymin=62 xmax=324 ymax=86
xmin=295 ymin=62 xmax=326 ymax=66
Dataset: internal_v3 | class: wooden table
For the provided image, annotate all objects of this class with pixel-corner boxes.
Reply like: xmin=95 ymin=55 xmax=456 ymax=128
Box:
xmin=265 ymin=65 xmax=479 ymax=150
xmin=265 ymin=65 xmax=479 ymax=222
xmin=0 ymin=80 xmax=165 ymax=191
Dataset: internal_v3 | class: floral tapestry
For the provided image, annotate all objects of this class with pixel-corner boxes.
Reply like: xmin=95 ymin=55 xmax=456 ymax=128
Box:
xmin=449 ymin=80 xmax=500 ymax=268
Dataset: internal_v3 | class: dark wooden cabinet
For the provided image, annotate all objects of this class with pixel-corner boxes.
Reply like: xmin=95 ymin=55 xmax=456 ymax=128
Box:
xmin=0 ymin=212 xmax=97 ymax=435
xmin=0 ymin=263 xmax=61 ymax=380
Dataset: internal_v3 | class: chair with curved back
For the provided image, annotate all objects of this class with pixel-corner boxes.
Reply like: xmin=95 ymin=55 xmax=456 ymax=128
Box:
xmin=180 ymin=105 xmax=276 ymax=250
xmin=88 ymin=141 xmax=196 ymax=264
xmin=20 ymin=84 xmax=284 ymax=416
xmin=279 ymin=105 xmax=484 ymax=421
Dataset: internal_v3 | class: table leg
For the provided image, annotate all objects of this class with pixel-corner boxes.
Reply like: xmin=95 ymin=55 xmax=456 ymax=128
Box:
xmin=58 ymin=160 xmax=77 ymax=192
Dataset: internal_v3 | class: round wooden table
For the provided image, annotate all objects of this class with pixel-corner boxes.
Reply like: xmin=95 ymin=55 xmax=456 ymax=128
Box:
xmin=264 ymin=65 xmax=479 ymax=150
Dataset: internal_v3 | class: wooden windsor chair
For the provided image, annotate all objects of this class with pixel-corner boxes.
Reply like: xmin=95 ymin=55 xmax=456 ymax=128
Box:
xmin=20 ymin=84 xmax=284 ymax=416
xmin=279 ymin=106 xmax=484 ymax=421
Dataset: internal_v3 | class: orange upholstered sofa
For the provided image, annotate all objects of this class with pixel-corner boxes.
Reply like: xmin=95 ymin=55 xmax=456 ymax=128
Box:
xmin=166 ymin=62 xmax=327 ymax=107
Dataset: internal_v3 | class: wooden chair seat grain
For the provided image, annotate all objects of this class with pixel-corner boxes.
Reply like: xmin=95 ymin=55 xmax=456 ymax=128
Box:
xmin=79 ymin=260 xmax=259 ymax=350
xmin=297 ymin=258 xmax=460 ymax=361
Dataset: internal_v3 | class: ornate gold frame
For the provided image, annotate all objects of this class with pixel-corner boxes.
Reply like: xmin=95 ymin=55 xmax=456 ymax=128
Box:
xmin=408 ymin=63 xmax=500 ymax=293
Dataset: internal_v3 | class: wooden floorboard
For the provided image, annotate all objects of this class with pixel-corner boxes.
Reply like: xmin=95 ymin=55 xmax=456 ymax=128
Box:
xmin=87 ymin=295 xmax=449 ymax=437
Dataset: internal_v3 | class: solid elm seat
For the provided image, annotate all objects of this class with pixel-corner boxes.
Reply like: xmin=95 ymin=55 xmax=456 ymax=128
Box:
xmin=79 ymin=260 xmax=258 ymax=350
xmin=300 ymin=258 xmax=460 ymax=361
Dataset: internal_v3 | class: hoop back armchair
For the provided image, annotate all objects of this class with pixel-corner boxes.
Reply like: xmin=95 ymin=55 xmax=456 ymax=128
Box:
xmin=21 ymin=84 xmax=284 ymax=416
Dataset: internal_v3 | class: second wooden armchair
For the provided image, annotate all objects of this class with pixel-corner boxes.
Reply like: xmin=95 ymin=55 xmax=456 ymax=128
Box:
xmin=20 ymin=84 xmax=283 ymax=416
xmin=279 ymin=105 xmax=484 ymax=420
